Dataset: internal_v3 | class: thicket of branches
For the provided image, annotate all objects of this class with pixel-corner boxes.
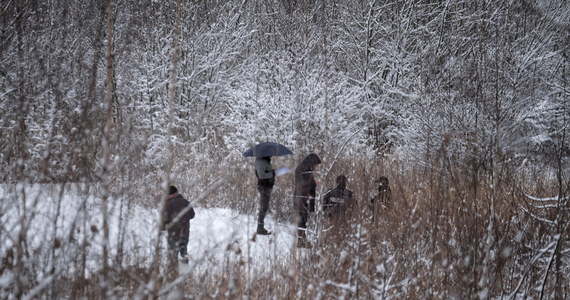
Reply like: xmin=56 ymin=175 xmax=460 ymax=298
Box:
xmin=2 ymin=0 xmax=568 ymax=184
xmin=1 ymin=0 xmax=569 ymax=298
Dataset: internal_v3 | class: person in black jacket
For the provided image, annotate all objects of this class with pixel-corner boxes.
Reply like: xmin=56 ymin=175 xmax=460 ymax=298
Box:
xmin=255 ymin=156 xmax=275 ymax=235
xmin=294 ymin=153 xmax=321 ymax=248
xmin=323 ymin=175 xmax=356 ymax=221
xmin=369 ymin=176 xmax=391 ymax=222
xmin=322 ymin=175 xmax=356 ymax=243
xmin=163 ymin=186 xmax=195 ymax=262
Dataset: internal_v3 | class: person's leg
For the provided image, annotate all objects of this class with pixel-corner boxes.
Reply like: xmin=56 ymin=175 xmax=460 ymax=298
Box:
xmin=167 ymin=233 xmax=179 ymax=263
xmin=299 ymin=211 xmax=308 ymax=229
xmin=295 ymin=198 xmax=305 ymax=229
xmin=257 ymin=186 xmax=272 ymax=234
xmin=179 ymin=238 xmax=189 ymax=264
xmin=296 ymin=198 xmax=312 ymax=248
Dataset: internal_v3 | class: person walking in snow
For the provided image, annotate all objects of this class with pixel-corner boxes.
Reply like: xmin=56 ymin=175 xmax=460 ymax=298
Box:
xmin=163 ymin=185 xmax=195 ymax=263
xmin=255 ymin=156 xmax=275 ymax=235
xmin=294 ymin=153 xmax=321 ymax=248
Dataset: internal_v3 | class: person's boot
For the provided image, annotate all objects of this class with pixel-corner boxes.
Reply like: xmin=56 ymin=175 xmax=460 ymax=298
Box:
xmin=257 ymin=224 xmax=271 ymax=235
xmin=297 ymin=229 xmax=312 ymax=248
xmin=180 ymin=255 xmax=189 ymax=264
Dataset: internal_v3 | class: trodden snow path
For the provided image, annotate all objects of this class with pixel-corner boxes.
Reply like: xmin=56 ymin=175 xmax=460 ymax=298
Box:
xmin=0 ymin=184 xmax=298 ymax=280
xmin=185 ymin=207 xmax=298 ymax=274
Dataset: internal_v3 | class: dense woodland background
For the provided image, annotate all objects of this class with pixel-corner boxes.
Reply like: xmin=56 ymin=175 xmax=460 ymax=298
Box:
xmin=1 ymin=0 xmax=569 ymax=299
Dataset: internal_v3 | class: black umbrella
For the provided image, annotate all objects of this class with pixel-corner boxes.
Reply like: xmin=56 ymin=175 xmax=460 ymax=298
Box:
xmin=243 ymin=142 xmax=294 ymax=157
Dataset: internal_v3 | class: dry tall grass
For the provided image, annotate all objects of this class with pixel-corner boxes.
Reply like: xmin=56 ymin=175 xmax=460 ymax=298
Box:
xmin=1 ymin=154 xmax=568 ymax=299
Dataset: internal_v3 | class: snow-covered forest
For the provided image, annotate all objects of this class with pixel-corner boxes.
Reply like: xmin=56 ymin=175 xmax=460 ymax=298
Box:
xmin=1 ymin=0 xmax=569 ymax=299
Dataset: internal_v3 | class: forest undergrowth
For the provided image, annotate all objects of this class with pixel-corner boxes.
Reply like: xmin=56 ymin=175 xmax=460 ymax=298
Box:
xmin=2 ymin=153 xmax=567 ymax=299
xmin=2 ymin=0 xmax=568 ymax=298
xmin=210 ymin=155 xmax=569 ymax=300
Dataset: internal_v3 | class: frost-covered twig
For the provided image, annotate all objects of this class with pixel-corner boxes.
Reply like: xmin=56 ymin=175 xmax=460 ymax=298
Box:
xmin=539 ymin=233 xmax=563 ymax=300
xmin=519 ymin=205 xmax=556 ymax=225
xmin=524 ymin=194 xmax=568 ymax=202
xmin=527 ymin=203 xmax=569 ymax=210
xmin=324 ymin=279 xmax=357 ymax=294
xmin=507 ymin=240 xmax=557 ymax=299
xmin=21 ymin=275 xmax=55 ymax=300
xmin=384 ymin=255 xmax=397 ymax=296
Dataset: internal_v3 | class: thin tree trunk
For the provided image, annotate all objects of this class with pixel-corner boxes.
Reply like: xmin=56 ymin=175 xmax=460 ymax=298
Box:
xmin=149 ymin=0 xmax=182 ymax=297
xmin=100 ymin=0 xmax=115 ymax=297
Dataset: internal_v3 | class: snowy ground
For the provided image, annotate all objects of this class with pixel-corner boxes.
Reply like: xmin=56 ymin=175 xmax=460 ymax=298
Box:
xmin=0 ymin=184 xmax=298 ymax=283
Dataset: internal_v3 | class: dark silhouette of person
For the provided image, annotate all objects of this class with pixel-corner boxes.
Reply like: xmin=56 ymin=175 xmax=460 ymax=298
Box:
xmin=323 ymin=175 xmax=356 ymax=221
xmin=163 ymin=186 xmax=195 ymax=263
xmin=294 ymin=153 xmax=321 ymax=248
xmin=255 ymin=156 xmax=275 ymax=235
xmin=322 ymin=175 xmax=357 ymax=243
xmin=369 ymin=176 xmax=391 ymax=222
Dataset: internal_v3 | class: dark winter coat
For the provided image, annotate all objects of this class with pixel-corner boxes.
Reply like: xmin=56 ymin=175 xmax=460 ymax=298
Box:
xmin=255 ymin=157 xmax=275 ymax=188
xmin=323 ymin=185 xmax=356 ymax=220
xmin=370 ymin=187 xmax=391 ymax=209
xmin=164 ymin=193 xmax=196 ymax=241
xmin=294 ymin=153 xmax=321 ymax=212
xmin=369 ymin=184 xmax=392 ymax=222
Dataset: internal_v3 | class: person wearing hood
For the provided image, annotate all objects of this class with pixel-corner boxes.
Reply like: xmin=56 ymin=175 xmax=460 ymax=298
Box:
xmin=293 ymin=153 xmax=321 ymax=248
xmin=369 ymin=176 xmax=391 ymax=222
xmin=163 ymin=185 xmax=195 ymax=263
xmin=255 ymin=156 xmax=275 ymax=235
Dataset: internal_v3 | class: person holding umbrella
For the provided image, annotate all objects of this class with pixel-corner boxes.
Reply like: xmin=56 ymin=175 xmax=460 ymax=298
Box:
xmin=244 ymin=142 xmax=294 ymax=235
xmin=255 ymin=156 xmax=274 ymax=235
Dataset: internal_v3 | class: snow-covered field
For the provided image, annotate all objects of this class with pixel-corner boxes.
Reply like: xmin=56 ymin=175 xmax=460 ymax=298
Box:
xmin=0 ymin=184 xmax=297 ymax=284
xmin=3 ymin=179 xmax=568 ymax=299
